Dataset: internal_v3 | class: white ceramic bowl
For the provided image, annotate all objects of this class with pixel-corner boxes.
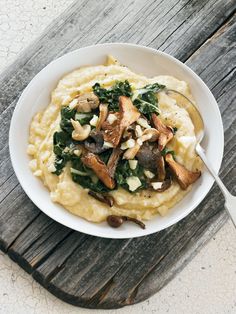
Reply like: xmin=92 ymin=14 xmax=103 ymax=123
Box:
xmin=9 ymin=43 xmax=224 ymax=239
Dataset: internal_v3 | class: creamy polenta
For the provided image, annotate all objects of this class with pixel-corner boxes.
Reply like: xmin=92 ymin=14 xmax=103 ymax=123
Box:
xmin=28 ymin=56 xmax=202 ymax=224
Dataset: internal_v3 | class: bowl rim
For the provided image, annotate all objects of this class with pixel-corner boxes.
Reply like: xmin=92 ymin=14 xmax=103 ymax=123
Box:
xmin=9 ymin=42 xmax=224 ymax=239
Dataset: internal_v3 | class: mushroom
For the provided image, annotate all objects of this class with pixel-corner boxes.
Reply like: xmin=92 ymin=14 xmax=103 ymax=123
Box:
xmin=75 ymin=92 xmax=100 ymax=112
xmin=107 ymin=215 xmax=146 ymax=229
xmin=81 ymin=152 xmax=115 ymax=189
xmin=141 ymin=128 xmax=160 ymax=142
xmin=152 ymin=114 xmax=174 ymax=151
xmin=96 ymin=103 xmax=108 ymax=131
xmin=107 ymin=148 xmax=123 ymax=177
xmin=84 ymin=129 xmax=108 ymax=154
xmin=88 ymin=190 xmax=114 ymax=207
xmin=102 ymin=96 xmax=140 ymax=147
xmin=71 ymin=119 xmax=91 ymax=141
xmin=156 ymin=155 xmax=166 ymax=181
xmin=123 ymin=143 xmax=141 ymax=160
xmin=165 ymin=153 xmax=201 ymax=190
xmin=150 ymin=178 xmax=172 ymax=192
xmin=136 ymin=143 xmax=160 ymax=171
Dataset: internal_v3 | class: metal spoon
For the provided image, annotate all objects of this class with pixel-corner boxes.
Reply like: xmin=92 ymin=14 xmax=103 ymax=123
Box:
xmin=165 ymin=89 xmax=236 ymax=227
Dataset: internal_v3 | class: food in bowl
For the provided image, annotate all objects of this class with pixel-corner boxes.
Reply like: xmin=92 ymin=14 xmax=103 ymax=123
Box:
xmin=27 ymin=55 xmax=202 ymax=229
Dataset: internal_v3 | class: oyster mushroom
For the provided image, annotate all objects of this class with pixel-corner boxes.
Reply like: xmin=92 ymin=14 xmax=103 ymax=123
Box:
xmin=71 ymin=119 xmax=91 ymax=141
xmin=75 ymin=92 xmax=100 ymax=112
xmin=152 ymin=114 xmax=174 ymax=151
xmin=156 ymin=155 xmax=166 ymax=181
xmin=84 ymin=129 xmax=108 ymax=154
xmin=81 ymin=152 xmax=115 ymax=189
xmin=107 ymin=148 xmax=123 ymax=177
xmin=141 ymin=128 xmax=160 ymax=142
xmin=123 ymin=143 xmax=141 ymax=160
xmin=165 ymin=153 xmax=201 ymax=190
xmin=102 ymin=96 xmax=140 ymax=147
xmin=96 ymin=103 xmax=108 ymax=131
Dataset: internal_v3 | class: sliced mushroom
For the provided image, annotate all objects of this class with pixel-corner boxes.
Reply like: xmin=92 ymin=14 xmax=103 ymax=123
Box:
xmin=88 ymin=190 xmax=114 ymax=207
xmin=156 ymin=155 xmax=166 ymax=181
xmin=141 ymin=128 xmax=160 ymax=142
xmin=75 ymin=92 xmax=100 ymax=112
xmin=152 ymin=114 xmax=174 ymax=151
xmin=96 ymin=103 xmax=108 ymax=131
xmin=107 ymin=148 xmax=123 ymax=177
xmin=81 ymin=152 xmax=115 ymax=189
xmin=71 ymin=119 xmax=91 ymax=141
xmin=102 ymin=96 xmax=140 ymax=147
xmin=165 ymin=153 xmax=201 ymax=190
xmin=84 ymin=129 xmax=108 ymax=154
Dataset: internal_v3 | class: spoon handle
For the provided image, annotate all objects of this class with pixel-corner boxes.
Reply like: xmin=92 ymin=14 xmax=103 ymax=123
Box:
xmin=196 ymin=144 xmax=236 ymax=227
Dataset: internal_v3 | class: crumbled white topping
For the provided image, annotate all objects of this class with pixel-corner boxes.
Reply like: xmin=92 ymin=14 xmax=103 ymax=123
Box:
xmin=137 ymin=118 xmax=151 ymax=129
xmin=135 ymin=125 xmax=143 ymax=137
xmin=121 ymin=139 xmax=135 ymax=150
xmin=107 ymin=113 xmax=118 ymax=124
xmin=151 ymin=182 xmax=163 ymax=190
xmin=103 ymin=141 xmax=114 ymax=148
xmin=90 ymin=115 xmax=99 ymax=127
xmin=73 ymin=149 xmax=82 ymax=157
xmin=126 ymin=176 xmax=142 ymax=192
xmin=144 ymin=170 xmax=155 ymax=179
xmin=128 ymin=159 xmax=138 ymax=170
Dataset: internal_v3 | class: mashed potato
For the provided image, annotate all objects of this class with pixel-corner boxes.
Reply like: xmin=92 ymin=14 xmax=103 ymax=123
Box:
xmin=28 ymin=57 xmax=202 ymax=222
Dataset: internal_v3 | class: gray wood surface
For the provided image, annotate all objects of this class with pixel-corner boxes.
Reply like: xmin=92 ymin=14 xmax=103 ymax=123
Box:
xmin=0 ymin=0 xmax=235 ymax=309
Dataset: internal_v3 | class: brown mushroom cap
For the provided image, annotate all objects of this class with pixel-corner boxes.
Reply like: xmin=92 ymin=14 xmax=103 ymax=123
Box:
xmin=81 ymin=152 xmax=115 ymax=189
xmin=102 ymin=96 xmax=140 ymax=147
xmin=152 ymin=114 xmax=174 ymax=151
xmin=165 ymin=153 xmax=201 ymax=190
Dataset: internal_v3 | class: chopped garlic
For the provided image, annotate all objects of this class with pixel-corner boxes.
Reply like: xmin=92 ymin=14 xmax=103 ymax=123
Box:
xmin=137 ymin=118 xmax=151 ymax=129
xmin=144 ymin=170 xmax=155 ymax=179
xmin=107 ymin=113 xmax=118 ymax=124
xmin=29 ymin=159 xmax=37 ymax=171
xmin=137 ymin=138 xmax=143 ymax=146
xmin=128 ymin=159 xmax=138 ymax=170
xmin=103 ymin=141 xmax=114 ymax=148
xmin=73 ymin=149 xmax=82 ymax=157
xmin=151 ymin=182 xmax=163 ymax=190
xmin=69 ymin=98 xmax=78 ymax=109
xmin=121 ymin=139 xmax=135 ymax=150
xmin=126 ymin=176 xmax=142 ymax=192
xmin=90 ymin=115 xmax=99 ymax=127
xmin=27 ymin=144 xmax=36 ymax=156
xmin=34 ymin=170 xmax=42 ymax=177
xmin=135 ymin=125 xmax=143 ymax=137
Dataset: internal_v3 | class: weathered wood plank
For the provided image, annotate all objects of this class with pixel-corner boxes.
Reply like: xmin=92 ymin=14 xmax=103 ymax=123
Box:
xmin=30 ymin=13 xmax=236 ymax=308
xmin=0 ymin=0 xmax=235 ymax=309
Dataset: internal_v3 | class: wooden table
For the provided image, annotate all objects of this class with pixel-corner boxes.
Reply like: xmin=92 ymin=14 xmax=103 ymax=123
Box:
xmin=0 ymin=0 xmax=235 ymax=309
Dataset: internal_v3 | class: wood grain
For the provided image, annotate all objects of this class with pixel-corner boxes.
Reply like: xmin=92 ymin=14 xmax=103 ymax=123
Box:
xmin=0 ymin=0 xmax=235 ymax=309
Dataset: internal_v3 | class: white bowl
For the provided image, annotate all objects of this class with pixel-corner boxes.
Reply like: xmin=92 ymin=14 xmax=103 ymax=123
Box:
xmin=9 ymin=43 xmax=224 ymax=239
